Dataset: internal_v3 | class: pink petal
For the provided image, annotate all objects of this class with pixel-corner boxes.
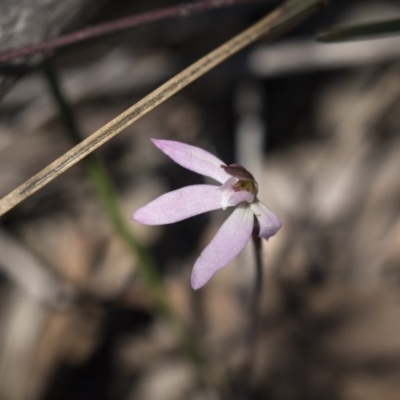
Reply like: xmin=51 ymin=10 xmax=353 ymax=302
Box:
xmin=191 ymin=204 xmax=254 ymax=290
xmin=132 ymin=185 xmax=222 ymax=225
xmin=151 ymin=139 xmax=231 ymax=184
xmin=250 ymin=201 xmax=282 ymax=240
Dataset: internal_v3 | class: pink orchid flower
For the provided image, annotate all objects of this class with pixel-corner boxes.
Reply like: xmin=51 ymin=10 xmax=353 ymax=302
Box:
xmin=132 ymin=139 xmax=282 ymax=290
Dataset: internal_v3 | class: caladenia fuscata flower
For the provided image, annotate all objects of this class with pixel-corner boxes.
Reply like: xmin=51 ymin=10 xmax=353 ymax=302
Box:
xmin=132 ymin=139 xmax=282 ymax=290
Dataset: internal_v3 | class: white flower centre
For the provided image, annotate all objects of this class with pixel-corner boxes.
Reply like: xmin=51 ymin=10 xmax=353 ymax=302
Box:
xmin=219 ymin=177 xmax=256 ymax=210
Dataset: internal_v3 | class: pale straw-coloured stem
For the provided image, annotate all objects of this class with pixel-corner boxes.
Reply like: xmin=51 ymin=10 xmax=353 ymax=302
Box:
xmin=0 ymin=0 xmax=326 ymax=217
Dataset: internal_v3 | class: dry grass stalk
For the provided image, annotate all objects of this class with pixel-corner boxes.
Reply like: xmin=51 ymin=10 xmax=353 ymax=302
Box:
xmin=0 ymin=0 xmax=325 ymax=217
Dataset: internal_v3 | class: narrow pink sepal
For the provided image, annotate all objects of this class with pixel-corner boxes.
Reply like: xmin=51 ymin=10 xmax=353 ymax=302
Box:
xmin=250 ymin=201 xmax=282 ymax=240
xmin=191 ymin=204 xmax=254 ymax=290
xmin=132 ymin=185 xmax=222 ymax=225
xmin=151 ymin=139 xmax=231 ymax=184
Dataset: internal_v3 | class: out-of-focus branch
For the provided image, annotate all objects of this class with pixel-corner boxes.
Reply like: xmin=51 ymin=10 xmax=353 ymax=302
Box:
xmin=0 ymin=0 xmax=266 ymax=63
xmin=0 ymin=0 xmax=327 ymax=217
xmin=249 ymin=36 xmax=400 ymax=77
xmin=318 ymin=17 xmax=400 ymax=42
xmin=0 ymin=229 xmax=74 ymax=307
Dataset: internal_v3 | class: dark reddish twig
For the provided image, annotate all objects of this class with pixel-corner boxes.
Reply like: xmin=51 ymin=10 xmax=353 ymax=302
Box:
xmin=0 ymin=0 xmax=266 ymax=63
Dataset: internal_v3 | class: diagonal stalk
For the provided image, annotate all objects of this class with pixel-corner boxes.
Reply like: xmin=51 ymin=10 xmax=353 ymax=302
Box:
xmin=0 ymin=0 xmax=327 ymax=217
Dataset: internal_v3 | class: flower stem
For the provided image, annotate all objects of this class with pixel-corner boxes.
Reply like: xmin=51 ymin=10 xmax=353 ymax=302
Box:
xmin=249 ymin=221 xmax=263 ymax=348
xmin=243 ymin=223 xmax=264 ymax=396
xmin=232 ymin=220 xmax=263 ymax=397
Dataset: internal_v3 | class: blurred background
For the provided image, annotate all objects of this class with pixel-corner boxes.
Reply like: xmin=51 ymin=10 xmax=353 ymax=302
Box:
xmin=1 ymin=0 xmax=400 ymax=399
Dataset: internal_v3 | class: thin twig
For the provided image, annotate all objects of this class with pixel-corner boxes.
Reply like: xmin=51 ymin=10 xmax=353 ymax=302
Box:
xmin=0 ymin=0 xmax=326 ymax=217
xmin=0 ymin=0 xmax=266 ymax=63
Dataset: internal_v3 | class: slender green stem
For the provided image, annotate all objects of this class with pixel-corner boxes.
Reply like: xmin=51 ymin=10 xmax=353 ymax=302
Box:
xmin=42 ymin=59 xmax=170 ymax=313
xmin=43 ymin=59 xmax=209 ymax=376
